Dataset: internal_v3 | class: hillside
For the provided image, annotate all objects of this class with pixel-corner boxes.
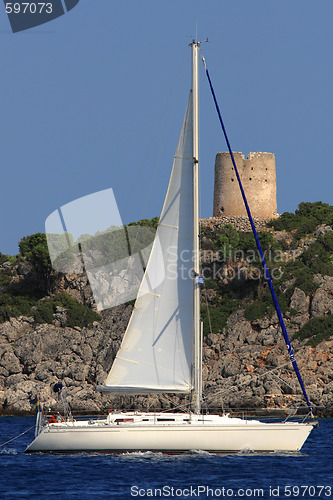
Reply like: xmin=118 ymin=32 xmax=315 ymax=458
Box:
xmin=0 ymin=202 xmax=332 ymax=416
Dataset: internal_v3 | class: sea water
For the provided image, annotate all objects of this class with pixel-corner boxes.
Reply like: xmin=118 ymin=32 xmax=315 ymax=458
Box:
xmin=0 ymin=417 xmax=332 ymax=499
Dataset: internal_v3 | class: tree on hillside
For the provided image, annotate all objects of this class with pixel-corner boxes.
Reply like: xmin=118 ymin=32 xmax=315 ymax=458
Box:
xmin=19 ymin=233 xmax=53 ymax=293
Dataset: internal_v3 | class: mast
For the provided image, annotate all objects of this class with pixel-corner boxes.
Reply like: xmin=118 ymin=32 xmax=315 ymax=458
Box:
xmin=191 ymin=41 xmax=202 ymax=414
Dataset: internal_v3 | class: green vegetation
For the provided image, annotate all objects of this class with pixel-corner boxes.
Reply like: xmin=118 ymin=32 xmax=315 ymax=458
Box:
xmin=294 ymin=315 xmax=333 ymax=346
xmin=18 ymin=232 xmax=52 ymax=293
xmin=65 ymin=220 xmax=159 ymax=271
xmin=0 ymin=254 xmax=15 ymax=287
xmin=33 ymin=293 xmax=100 ymax=328
xmin=200 ymin=278 xmax=241 ymax=336
xmin=46 ymin=218 xmax=160 ymax=273
xmin=201 ymin=293 xmax=240 ymax=336
xmin=0 ymin=292 xmax=42 ymax=323
xmin=0 ymin=290 xmax=100 ymax=327
xmin=1 ymin=231 xmax=102 ymax=327
xmin=19 ymin=232 xmax=48 ymax=257
xmin=0 ymin=209 xmax=332 ymax=347
xmin=244 ymin=284 xmax=296 ymax=322
xmin=0 ymin=218 xmax=160 ymax=327
xmin=282 ymin=231 xmax=333 ymax=295
xmin=0 ymin=252 xmax=16 ymax=266
xmin=201 ymin=202 xmax=333 ymax=341
xmin=268 ymin=201 xmax=333 ymax=238
xmin=244 ymin=291 xmax=274 ymax=321
xmin=207 ymin=223 xmax=282 ymax=264
xmin=217 ymin=224 xmax=240 ymax=255
xmin=128 ymin=217 xmax=159 ymax=229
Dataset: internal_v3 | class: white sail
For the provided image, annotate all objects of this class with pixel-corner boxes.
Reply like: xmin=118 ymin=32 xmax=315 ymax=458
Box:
xmin=99 ymin=94 xmax=194 ymax=393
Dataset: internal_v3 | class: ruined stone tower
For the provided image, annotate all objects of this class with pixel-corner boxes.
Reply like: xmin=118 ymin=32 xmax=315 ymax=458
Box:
xmin=213 ymin=152 xmax=277 ymax=219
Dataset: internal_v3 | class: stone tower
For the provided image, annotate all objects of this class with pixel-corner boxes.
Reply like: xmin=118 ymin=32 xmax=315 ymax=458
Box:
xmin=213 ymin=152 xmax=277 ymax=219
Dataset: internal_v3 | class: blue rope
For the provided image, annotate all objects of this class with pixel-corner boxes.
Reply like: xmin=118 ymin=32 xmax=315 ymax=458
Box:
xmin=203 ymin=58 xmax=312 ymax=415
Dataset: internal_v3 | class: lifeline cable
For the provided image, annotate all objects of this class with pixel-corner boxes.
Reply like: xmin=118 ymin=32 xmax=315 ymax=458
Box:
xmin=0 ymin=424 xmax=36 ymax=448
xmin=201 ymin=54 xmax=313 ymax=415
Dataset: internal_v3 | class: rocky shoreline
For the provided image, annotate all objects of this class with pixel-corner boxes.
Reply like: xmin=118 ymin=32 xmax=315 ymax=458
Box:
xmin=1 ymin=214 xmax=332 ymax=418
xmin=1 ymin=293 xmax=332 ymax=417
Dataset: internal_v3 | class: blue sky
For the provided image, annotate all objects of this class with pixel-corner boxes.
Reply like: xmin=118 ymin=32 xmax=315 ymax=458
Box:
xmin=1 ymin=1 xmax=332 ymax=255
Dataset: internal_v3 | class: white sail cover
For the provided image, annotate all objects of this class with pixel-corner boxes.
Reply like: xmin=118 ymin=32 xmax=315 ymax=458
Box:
xmin=100 ymin=94 xmax=194 ymax=393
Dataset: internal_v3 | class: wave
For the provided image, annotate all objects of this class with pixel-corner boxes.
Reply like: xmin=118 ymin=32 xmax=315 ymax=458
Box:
xmin=0 ymin=448 xmax=18 ymax=455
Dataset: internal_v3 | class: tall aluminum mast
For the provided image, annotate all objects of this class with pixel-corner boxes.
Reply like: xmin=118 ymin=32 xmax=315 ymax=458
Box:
xmin=191 ymin=41 xmax=202 ymax=415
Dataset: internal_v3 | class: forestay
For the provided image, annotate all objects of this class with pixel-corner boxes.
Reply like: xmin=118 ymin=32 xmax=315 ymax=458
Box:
xmin=98 ymin=93 xmax=195 ymax=393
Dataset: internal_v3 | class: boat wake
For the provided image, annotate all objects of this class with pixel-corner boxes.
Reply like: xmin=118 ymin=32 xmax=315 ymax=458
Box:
xmin=0 ymin=448 xmax=18 ymax=455
xmin=189 ymin=449 xmax=213 ymax=456
xmin=120 ymin=451 xmax=165 ymax=459
xmin=236 ymin=450 xmax=308 ymax=457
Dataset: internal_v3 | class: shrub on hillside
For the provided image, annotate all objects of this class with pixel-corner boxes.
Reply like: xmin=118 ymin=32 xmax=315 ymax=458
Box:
xmin=268 ymin=201 xmax=333 ymax=238
xmin=201 ymin=296 xmax=240 ymax=336
xmin=18 ymin=232 xmax=52 ymax=293
xmin=33 ymin=293 xmax=100 ymax=328
xmin=294 ymin=315 xmax=333 ymax=346
xmin=0 ymin=290 xmax=100 ymax=328
xmin=0 ymin=293 xmax=41 ymax=323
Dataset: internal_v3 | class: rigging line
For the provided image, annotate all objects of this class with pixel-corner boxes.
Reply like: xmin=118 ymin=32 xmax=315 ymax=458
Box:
xmin=202 ymin=281 xmax=213 ymax=337
xmin=267 ymin=374 xmax=288 ymax=394
xmin=206 ymin=361 xmax=297 ymax=400
xmin=267 ymin=373 xmax=294 ymax=392
xmin=160 ymin=393 xmax=190 ymax=413
xmin=205 ymin=374 xmax=262 ymax=398
xmin=0 ymin=424 xmax=35 ymax=448
xmin=260 ymin=361 xmax=292 ymax=375
xmin=201 ymin=54 xmax=313 ymax=415
xmin=265 ymin=368 xmax=295 ymax=391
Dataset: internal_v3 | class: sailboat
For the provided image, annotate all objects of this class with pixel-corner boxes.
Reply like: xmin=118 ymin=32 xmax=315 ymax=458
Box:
xmin=26 ymin=42 xmax=316 ymax=453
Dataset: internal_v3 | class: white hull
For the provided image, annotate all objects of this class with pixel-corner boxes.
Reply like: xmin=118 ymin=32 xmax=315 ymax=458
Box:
xmin=26 ymin=412 xmax=315 ymax=453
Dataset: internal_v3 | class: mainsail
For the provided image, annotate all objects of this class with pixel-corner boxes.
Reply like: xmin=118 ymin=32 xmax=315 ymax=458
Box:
xmin=98 ymin=93 xmax=195 ymax=393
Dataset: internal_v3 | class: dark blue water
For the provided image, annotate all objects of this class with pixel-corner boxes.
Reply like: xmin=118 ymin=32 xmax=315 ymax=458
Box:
xmin=0 ymin=417 xmax=332 ymax=499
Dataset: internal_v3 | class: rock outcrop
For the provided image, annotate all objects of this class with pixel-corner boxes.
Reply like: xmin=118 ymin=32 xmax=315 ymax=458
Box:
xmin=0 ymin=306 xmax=131 ymax=415
xmin=0 ymin=297 xmax=332 ymax=417
xmin=1 ymin=216 xmax=332 ymax=417
xmin=311 ymin=277 xmax=333 ymax=317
